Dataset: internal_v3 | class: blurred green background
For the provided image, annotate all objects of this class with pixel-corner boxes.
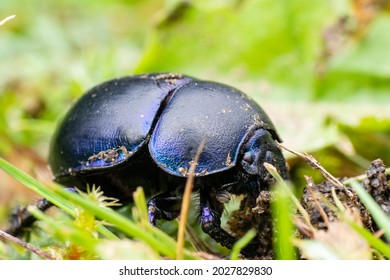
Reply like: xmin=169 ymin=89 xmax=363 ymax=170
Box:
xmin=1 ymin=0 xmax=389 ymax=223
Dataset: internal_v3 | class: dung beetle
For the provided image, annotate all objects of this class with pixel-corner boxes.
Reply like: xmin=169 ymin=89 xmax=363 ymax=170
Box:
xmin=11 ymin=73 xmax=288 ymax=254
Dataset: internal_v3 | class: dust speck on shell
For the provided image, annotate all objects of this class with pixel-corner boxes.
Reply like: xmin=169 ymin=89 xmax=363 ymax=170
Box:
xmin=152 ymin=73 xmax=183 ymax=85
xmin=86 ymin=146 xmax=132 ymax=165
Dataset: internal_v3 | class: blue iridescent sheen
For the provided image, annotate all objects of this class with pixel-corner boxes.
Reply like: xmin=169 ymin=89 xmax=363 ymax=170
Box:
xmin=149 ymin=80 xmax=278 ymax=176
xmin=49 ymin=74 xmax=192 ymax=178
xmin=46 ymin=73 xmax=288 ymax=256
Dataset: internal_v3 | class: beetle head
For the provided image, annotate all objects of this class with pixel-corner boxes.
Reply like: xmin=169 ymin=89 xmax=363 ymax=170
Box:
xmin=240 ymin=129 xmax=288 ymax=187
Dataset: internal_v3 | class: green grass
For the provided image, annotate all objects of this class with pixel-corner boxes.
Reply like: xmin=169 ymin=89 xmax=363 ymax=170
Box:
xmin=347 ymin=180 xmax=390 ymax=244
xmin=1 ymin=0 xmax=390 ymax=260
xmin=0 ymin=157 xmax=198 ymax=259
xmin=2 ymin=155 xmax=390 ymax=260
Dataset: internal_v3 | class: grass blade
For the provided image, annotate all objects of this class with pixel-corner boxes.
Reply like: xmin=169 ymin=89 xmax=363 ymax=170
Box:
xmin=343 ymin=218 xmax=390 ymax=259
xmin=54 ymin=184 xmax=197 ymax=259
xmin=0 ymin=157 xmax=74 ymax=215
xmin=264 ymin=162 xmax=297 ymax=260
xmin=230 ymin=229 xmax=257 ymax=260
xmin=0 ymin=157 xmax=117 ymax=240
xmin=272 ymin=182 xmax=297 ymax=260
xmin=349 ymin=180 xmax=390 ymax=242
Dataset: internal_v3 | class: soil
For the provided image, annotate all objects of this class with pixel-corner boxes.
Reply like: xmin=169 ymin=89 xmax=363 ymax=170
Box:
xmin=227 ymin=158 xmax=390 ymax=259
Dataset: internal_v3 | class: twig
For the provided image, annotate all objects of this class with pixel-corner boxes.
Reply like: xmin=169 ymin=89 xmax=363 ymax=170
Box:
xmin=0 ymin=15 xmax=16 ymax=26
xmin=0 ymin=229 xmax=56 ymax=259
xmin=277 ymin=141 xmax=356 ymax=202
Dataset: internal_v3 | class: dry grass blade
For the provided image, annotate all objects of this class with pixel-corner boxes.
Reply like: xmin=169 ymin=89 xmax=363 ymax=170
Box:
xmin=0 ymin=229 xmax=56 ymax=260
xmin=183 ymin=222 xmax=214 ymax=254
xmin=294 ymin=216 xmax=316 ymax=237
xmin=0 ymin=15 xmax=16 ymax=26
xmin=308 ymin=189 xmax=331 ymax=227
xmin=176 ymin=138 xmax=207 ymax=259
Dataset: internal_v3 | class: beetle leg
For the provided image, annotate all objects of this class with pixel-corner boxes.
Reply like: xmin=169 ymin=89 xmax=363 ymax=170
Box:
xmin=199 ymin=188 xmax=238 ymax=249
xmin=147 ymin=192 xmax=182 ymax=225
xmin=6 ymin=198 xmax=52 ymax=236
xmin=5 ymin=187 xmax=76 ymax=236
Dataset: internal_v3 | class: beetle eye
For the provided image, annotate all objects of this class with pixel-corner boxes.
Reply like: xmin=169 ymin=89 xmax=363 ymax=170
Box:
xmin=243 ymin=152 xmax=254 ymax=164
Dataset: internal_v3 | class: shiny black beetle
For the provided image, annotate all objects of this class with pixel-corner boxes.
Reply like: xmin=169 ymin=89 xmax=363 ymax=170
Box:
xmin=13 ymin=73 xmax=288 ymax=253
